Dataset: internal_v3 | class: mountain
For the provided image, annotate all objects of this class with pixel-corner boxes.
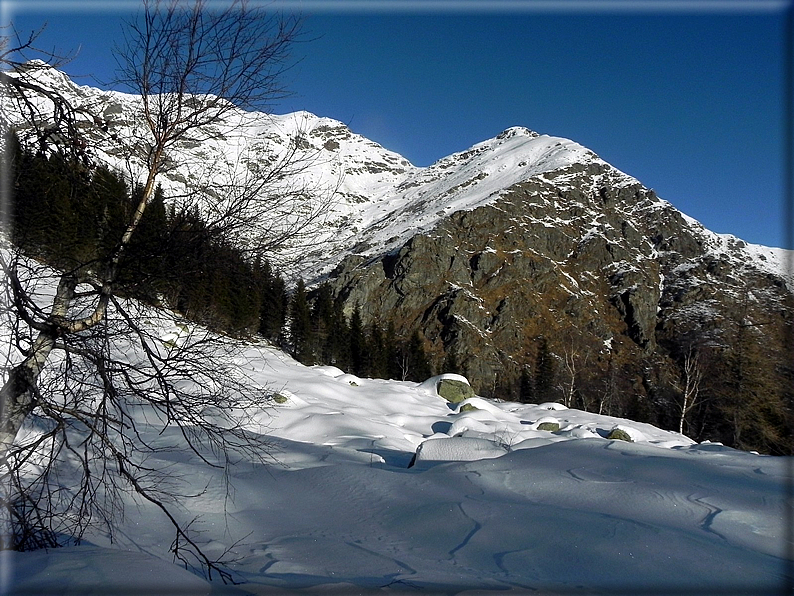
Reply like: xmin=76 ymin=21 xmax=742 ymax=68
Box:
xmin=3 ymin=62 xmax=793 ymax=453
xmin=319 ymin=135 xmax=793 ymax=451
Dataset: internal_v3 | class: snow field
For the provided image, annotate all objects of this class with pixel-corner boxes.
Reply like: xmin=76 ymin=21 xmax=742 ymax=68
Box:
xmin=1 ymin=272 xmax=790 ymax=594
xmin=4 ymin=337 xmax=792 ymax=594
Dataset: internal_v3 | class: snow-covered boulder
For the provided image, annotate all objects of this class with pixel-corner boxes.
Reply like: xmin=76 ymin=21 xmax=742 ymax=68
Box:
xmin=536 ymin=419 xmax=561 ymax=432
xmin=606 ymin=427 xmax=632 ymax=442
xmin=607 ymin=424 xmax=646 ymax=442
xmin=413 ymin=436 xmax=508 ymax=465
xmin=419 ymin=373 xmax=475 ymax=403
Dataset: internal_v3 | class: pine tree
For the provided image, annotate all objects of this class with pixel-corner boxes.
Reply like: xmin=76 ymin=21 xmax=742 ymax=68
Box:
xmin=87 ymin=166 xmax=131 ymax=258
xmin=349 ymin=304 xmax=367 ymax=376
xmin=2 ymin=132 xmax=23 ymax=231
xmin=406 ymin=330 xmax=432 ymax=382
xmin=519 ymin=365 xmax=534 ymax=403
xmin=330 ymin=297 xmax=351 ymax=369
xmin=385 ymin=320 xmax=401 ymax=380
xmin=12 ymin=149 xmax=80 ymax=263
xmin=289 ymin=280 xmax=312 ymax=364
xmin=310 ymin=283 xmax=335 ymax=361
xmin=116 ymin=181 xmax=169 ymax=298
xmin=368 ymin=323 xmax=388 ymax=379
xmin=258 ymin=259 xmax=287 ymax=343
xmin=534 ymin=337 xmax=556 ymax=402
xmin=716 ymin=325 xmax=792 ymax=454
xmin=442 ymin=349 xmax=459 ymax=375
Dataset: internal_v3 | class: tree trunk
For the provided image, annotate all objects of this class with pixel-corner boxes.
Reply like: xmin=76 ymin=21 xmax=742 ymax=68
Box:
xmin=0 ymin=272 xmax=89 ymax=453
xmin=0 ymin=329 xmax=57 ymax=450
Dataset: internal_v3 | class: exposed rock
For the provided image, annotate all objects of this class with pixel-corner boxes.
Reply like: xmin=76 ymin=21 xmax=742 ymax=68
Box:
xmin=606 ymin=428 xmax=633 ymax=442
xmin=437 ymin=379 xmax=476 ymax=403
xmin=271 ymin=393 xmax=289 ymax=404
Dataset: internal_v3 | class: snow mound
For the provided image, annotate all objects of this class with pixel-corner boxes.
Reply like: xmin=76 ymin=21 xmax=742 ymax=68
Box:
xmin=418 ymin=373 xmax=471 ymax=394
xmin=413 ymin=436 xmax=508 ymax=465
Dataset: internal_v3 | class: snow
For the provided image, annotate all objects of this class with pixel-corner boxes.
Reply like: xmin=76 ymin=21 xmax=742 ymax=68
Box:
xmin=2 ymin=546 xmax=211 ymax=596
xmin=681 ymin=213 xmax=794 ymax=286
xmin=3 ymin=322 xmax=791 ymax=594
xmin=3 ymin=65 xmax=793 ymax=594
xmin=413 ymin=436 xmax=508 ymax=464
xmin=2 ymin=64 xmax=648 ymax=281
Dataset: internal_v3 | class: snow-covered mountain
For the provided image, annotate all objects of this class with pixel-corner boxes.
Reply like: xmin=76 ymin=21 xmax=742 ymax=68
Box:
xmin=7 ymin=62 xmax=788 ymax=282
xmin=4 ymin=62 xmax=793 ymax=453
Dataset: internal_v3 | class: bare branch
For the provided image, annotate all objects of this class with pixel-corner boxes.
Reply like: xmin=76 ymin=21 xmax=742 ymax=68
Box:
xmin=1 ymin=4 xmax=313 ymax=581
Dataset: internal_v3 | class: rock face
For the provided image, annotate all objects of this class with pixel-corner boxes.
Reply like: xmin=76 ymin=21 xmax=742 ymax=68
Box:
xmin=324 ymin=156 xmax=790 ymax=389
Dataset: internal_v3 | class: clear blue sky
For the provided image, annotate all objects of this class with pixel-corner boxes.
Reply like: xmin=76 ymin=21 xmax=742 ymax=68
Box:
xmin=3 ymin=1 xmax=792 ymax=249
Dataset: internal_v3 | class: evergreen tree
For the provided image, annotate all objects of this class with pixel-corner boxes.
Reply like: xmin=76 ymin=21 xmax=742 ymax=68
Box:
xmin=405 ymin=330 xmax=432 ymax=382
xmin=385 ymin=320 xmax=401 ymax=380
xmin=0 ymin=132 xmax=22 ymax=227
xmin=258 ymin=259 xmax=287 ymax=343
xmin=310 ymin=283 xmax=335 ymax=361
xmin=331 ymin=297 xmax=352 ymax=369
xmin=12 ymin=149 xmax=80 ymax=263
xmin=367 ymin=323 xmax=388 ymax=379
xmin=348 ymin=304 xmax=367 ymax=376
xmin=289 ymin=280 xmax=312 ymax=364
xmin=715 ymin=324 xmax=792 ymax=454
xmin=519 ymin=365 xmax=534 ymax=403
xmin=117 ymin=182 xmax=170 ymax=298
xmin=442 ymin=349 xmax=460 ymax=375
xmin=87 ymin=166 xmax=131 ymax=258
xmin=534 ymin=337 xmax=556 ymax=402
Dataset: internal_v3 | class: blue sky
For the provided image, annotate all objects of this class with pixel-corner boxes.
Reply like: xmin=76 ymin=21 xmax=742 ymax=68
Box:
xmin=3 ymin=0 xmax=791 ymax=248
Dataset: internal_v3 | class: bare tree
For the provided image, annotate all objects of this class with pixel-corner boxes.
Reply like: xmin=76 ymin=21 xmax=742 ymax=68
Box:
xmin=1 ymin=0 xmax=331 ymax=581
xmin=597 ymin=355 xmax=618 ymax=417
xmin=672 ymin=346 xmax=703 ymax=436
xmin=556 ymin=337 xmax=590 ymax=409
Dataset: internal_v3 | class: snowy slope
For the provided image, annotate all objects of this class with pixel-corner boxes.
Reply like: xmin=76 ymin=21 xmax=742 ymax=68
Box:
xmin=0 ymin=242 xmax=788 ymax=593
xmin=2 ymin=302 xmax=791 ymax=594
xmin=3 ymin=63 xmax=793 ymax=592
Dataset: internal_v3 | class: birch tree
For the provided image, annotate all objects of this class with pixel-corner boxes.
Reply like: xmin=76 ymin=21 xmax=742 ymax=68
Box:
xmin=0 ymin=0 xmax=330 ymax=580
xmin=673 ymin=346 xmax=703 ymax=435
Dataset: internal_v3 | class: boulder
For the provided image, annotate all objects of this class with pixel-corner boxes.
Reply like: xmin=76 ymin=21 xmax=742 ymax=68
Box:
xmin=437 ymin=379 xmax=475 ymax=403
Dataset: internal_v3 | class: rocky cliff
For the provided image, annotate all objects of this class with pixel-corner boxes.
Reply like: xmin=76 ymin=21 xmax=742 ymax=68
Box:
xmin=325 ymin=149 xmax=788 ymax=361
xmin=318 ymin=139 xmax=792 ymax=451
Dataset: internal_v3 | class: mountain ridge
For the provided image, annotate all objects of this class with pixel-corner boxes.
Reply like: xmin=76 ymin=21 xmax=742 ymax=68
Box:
xmin=7 ymin=62 xmax=788 ymax=282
